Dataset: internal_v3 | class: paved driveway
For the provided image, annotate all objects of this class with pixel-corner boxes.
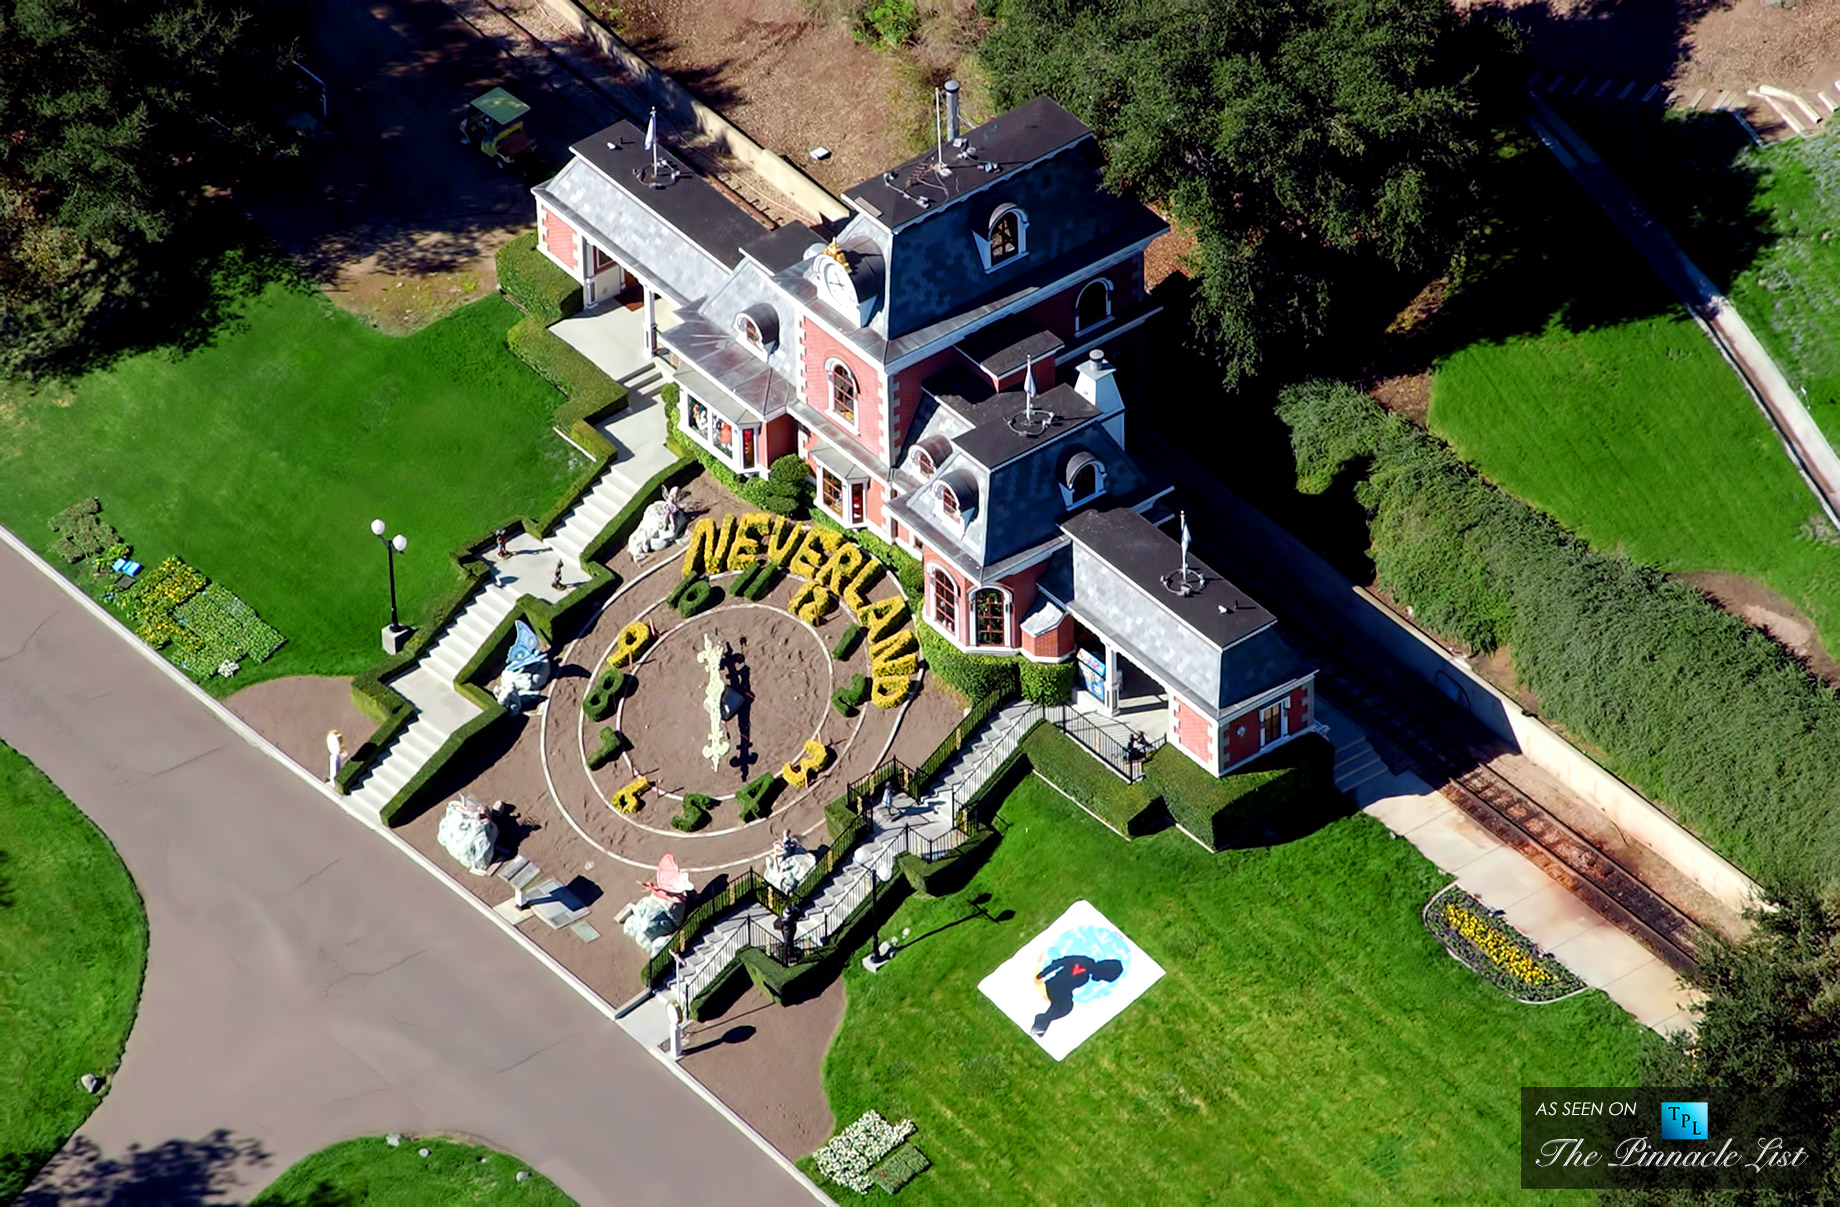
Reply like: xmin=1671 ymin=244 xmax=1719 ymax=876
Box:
xmin=0 ymin=536 xmax=817 ymax=1206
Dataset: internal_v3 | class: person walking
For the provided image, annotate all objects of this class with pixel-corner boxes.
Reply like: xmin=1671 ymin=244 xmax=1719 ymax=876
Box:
xmin=552 ymin=559 xmax=565 ymax=591
xmin=494 ymin=527 xmax=510 ymax=560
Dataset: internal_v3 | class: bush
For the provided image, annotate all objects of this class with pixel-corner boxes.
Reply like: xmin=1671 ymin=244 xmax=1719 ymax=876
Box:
xmin=1021 ymin=725 xmax=1160 ymax=835
xmin=671 ymin=576 xmax=718 ymax=617
xmin=672 ymin=796 xmax=710 ymax=831
xmin=507 ymin=315 xmax=625 ymax=460
xmin=1156 ymin=733 xmax=1334 ymax=850
xmin=739 ymin=773 xmax=779 ymax=822
xmin=1020 ymin=658 xmax=1076 ymax=705
xmin=853 ymin=0 xmax=919 ymax=47
xmin=587 ymin=726 xmax=626 ymax=770
xmin=1278 ymin=379 xmax=1840 ymax=885
xmin=583 ymin=665 xmax=626 ymax=721
xmin=916 ymin=622 xmax=1021 ymax=701
xmin=832 ymin=673 xmax=870 ymax=717
xmin=735 ymin=559 xmax=779 ymax=600
xmin=496 ymin=230 xmax=583 ymax=326
xmin=832 ymin=622 xmax=864 ymax=660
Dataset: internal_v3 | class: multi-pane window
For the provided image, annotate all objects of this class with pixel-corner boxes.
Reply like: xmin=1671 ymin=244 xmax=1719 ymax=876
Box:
xmin=737 ymin=314 xmax=763 ymax=350
xmin=974 ymin=588 xmax=1005 ymax=647
xmin=1260 ymin=701 xmax=1283 ymax=746
xmin=829 ymin=361 xmax=857 ymax=425
xmin=938 ymin=484 xmax=959 ymax=522
xmin=989 ymin=211 xmax=1020 ymax=263
xmin=932 ymin=569 xmax=958 ymax=633
xmin=821 ymin=470 xmax=843 ymax=517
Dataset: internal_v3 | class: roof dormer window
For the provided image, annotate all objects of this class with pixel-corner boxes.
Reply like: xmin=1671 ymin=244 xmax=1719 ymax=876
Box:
xmin=1060 ymin=450 xmax=1107 ymax=509
xmin=976 ymin=204 xmax=1028 ymax=273
xmin=735 ymin=304 xmax=778 ymax=359
xmin=939 ymin=482 xmax=960 ymax=521
xmin=737 ymin=313 xmax=762 ymax=350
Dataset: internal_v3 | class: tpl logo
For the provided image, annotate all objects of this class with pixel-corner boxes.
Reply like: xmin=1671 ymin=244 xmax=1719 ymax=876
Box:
xmin=1662 ymin=1101 xmax=1709 ymax=1141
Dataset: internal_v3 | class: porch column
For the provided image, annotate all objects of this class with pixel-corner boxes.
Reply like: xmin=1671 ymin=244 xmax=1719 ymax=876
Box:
xmin=643 ymin=284 xmax=657 ymax=357
xmin=1103 ymin=644 xmax=1119 ymax=717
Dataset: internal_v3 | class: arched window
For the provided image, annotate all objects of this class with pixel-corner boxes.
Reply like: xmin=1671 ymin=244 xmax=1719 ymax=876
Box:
xmin=736 ymin=313 xmax=763 ymax=350
xmin=828 ymin=360 xmax=858 ymax=425
xmin=989 ymin=208 xmax=1023 ymax=264
xmin=1061 ymin=450 xmax=1106 ymax=506
xmin=974 ymin=588 xmax=1007 ymax=647
xmin=931 ymin=569 xmax=958 ymax=633
xmin=913 ymin=446 xmax=937 ymax=477
xmin=1075 ymin=278 xmax=1112 ymax=332
xmin=938 ymin=482 xmax=959 ymax=522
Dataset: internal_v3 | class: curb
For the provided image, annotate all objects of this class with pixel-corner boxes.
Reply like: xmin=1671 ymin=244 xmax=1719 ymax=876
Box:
xmin=0 ymin=521 xmax=834 ymax=1206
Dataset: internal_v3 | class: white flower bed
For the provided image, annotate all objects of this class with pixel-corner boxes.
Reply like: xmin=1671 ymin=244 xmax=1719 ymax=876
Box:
xmin=814 ymin=1110 xmax=916 ymax=1194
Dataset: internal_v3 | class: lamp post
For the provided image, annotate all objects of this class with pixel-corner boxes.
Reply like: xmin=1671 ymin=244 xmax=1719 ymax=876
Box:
xmin=371 ymin=518 xmax=410 ymax=653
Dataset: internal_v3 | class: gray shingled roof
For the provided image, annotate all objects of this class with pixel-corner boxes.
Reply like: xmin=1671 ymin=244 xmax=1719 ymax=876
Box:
xmin=1060 ymin=507 xmax=1273 ymax=649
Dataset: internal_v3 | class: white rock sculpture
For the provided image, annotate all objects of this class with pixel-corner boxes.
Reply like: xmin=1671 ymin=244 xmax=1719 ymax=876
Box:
xmin=627 ymin=485 xmax=687 ymax=559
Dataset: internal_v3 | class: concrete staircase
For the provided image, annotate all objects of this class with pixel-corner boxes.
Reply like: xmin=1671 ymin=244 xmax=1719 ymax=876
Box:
xmin=661 ymin=699 xmax=1042 ymax=1006
xmin=344 ymin=376 xmax=676 ymax=818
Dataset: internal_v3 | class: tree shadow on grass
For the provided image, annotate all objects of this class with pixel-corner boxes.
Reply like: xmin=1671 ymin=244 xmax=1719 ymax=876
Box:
xmin=14 ymin=1130 xmax=268 ymax=1206
xmin=0 ymin=849 xmax=13 ymax=909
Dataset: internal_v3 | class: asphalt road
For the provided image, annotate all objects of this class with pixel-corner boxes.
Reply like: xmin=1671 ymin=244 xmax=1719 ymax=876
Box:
xmin=0 ymin=536 xmax=816 ymax=1206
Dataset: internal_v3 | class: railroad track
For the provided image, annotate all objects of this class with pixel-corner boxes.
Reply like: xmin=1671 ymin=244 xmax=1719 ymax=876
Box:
xmin=1314 ymin=656 xmax=1702 ymax=978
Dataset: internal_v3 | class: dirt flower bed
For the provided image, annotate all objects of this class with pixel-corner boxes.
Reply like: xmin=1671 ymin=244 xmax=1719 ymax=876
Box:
xmin=1423 ymin=884 xmax=1585 ymax=1003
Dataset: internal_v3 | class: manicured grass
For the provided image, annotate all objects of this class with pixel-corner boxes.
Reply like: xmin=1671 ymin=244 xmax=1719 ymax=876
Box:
xmin=0 ymin=741 xmax=147 ymax=1200
xmin=252 ymin=1135 xmax=573 ymax=1205
xmin=811 ymin=776 xmax=1656 ymax=1204
xmin=0 ymin=282 xmax=586 ymax=693
xmin=1425 ymin=128 xmax=1840 ymax=652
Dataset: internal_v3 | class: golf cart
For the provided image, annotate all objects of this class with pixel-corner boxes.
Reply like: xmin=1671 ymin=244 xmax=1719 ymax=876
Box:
xmin=460 ymin=87 xmax=536 ymax=170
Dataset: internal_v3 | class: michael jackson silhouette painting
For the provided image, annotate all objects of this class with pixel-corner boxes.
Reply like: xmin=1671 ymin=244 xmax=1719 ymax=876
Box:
xmin=1031 ymin=955 xmax=1124 ymax=1036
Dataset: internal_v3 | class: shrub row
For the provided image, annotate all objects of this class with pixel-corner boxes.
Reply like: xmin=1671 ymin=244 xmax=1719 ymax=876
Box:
xmin=915 ymin=622 xmax=1021 ymax=702
xmin=1157 ymin=733 xmax=1334 ymax=849
xmin=734 ymin=559 xmax=779 ymax=600
xmin=495 ymin=230 xmax=583 ymax=326
xmin=1019 ymin=658 xmax=1076 ymax=705
xmin=507 ymin=315 xmax=625 ymax=460
xmin=831 ymin=622 xmax=864 ymax=661
xmin=1279 ymin=379 xmax=1840 ymax=885
xmin=832 ymin=673 xmax=870 ymax=717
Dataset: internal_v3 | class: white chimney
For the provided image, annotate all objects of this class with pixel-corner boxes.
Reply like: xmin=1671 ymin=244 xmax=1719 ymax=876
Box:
xmin=1074 ymin=349 xmax=1126 ymax=448
xmin=944 ymin=80 xmax=962 ymax=144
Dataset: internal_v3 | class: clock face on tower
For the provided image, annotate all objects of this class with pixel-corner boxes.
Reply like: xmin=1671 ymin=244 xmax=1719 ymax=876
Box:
xmin=821 ymin=257 xmax=855 ymax=310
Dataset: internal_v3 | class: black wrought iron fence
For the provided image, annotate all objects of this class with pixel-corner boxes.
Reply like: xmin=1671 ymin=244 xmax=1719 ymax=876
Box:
xmin=1055 ymin=707 xmax=1161 ymax=783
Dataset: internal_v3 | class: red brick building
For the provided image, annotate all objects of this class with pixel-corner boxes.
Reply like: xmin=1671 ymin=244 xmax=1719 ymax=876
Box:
xmin=530 ymin=96 xmax=1317 ymax=776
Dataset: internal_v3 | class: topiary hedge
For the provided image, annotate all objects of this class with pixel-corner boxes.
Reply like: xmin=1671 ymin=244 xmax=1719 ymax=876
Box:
xmin=507 ymin=316 xmax=625 ymax=460
xmin=1019 ymin=658 xmax=1076 ymax=705
xmin=1279 ymin=378 xmax=1840 ymax=885
xmin=916 ymin=622 xmax=1021 ymax=702
xmin=1156 ymin=733 xmax=1334 ymax=850
xmin=496 ymin=230 xmax=583 ymax=326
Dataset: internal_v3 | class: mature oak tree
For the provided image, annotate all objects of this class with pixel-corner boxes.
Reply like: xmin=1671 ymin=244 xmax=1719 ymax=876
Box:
xmin=0 ymin=0 xmax=308 ymax=378
xmin=979 ymin=0 xmax=1521 ymax=386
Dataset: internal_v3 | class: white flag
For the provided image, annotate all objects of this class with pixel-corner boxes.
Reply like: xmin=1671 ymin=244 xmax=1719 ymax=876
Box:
xmin=644 ymin=109 xmax=657 ymax=152
xmin=1180 ymin=511 xmax=1191 ymax=564
xmin=1023 ymin=354 xmax=1036 ymax=401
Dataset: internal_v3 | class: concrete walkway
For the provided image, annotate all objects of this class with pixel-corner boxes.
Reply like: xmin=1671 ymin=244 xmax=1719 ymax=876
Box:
xmin=1320 ymin=700 xmax=1701 ymax=1035
xmin=1528 ymin=95 xmax=1840 ymax=528
xmin=348 ymin=388 xmax=674 ymax=816
xmin=0 ymin=534 xmax=819 ymax=1206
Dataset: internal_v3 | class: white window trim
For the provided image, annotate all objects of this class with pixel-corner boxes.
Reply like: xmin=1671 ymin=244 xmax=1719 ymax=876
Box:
xmin=1074 ymin=277 xmax=1114 ymax=334
xmin=824 ymin=357 xmax=861 ymax=434
xmin=928 ymin=569 xmax=961 ymax=639
xmin=970 ymin=585 xmax=1011 ymax=649
xmin=1059 ymin=454 xmax=1107 ymax=510
xmin=975 ymin=205 xmax=1029 ymax=274
xmin=735 ymin=313 xmax=769 ymax=361
xmin=679 ymin=395 xmax=758 ymax=475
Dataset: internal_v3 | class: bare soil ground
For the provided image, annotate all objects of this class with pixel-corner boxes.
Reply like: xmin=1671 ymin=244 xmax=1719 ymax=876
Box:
xmin=1474 ymin=0 xmax=1840 ymax=98
xmin=604 ymin=0 xmax=986 ymax=196
xmin=680 ymin=982 xmax=844 ymax=1158
xmin=1683 ymin=569 xmax=1840 ymax=688
xmin=227 ymin=675 xmax=378 ymax=781
xmin=240 ymin=0 xmax=615 ymax=332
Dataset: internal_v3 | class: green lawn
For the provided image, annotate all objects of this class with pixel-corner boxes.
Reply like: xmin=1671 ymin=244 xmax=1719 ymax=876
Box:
xmin=1422 ymin=123 xmax=1840 ymax=652
xmin=0 ymin=741 xmax=147 ymax=1200
xmin=0 ymin=282 xmax=586 ymax=693
xmin=810 ymin=776 xmax=1655 ymax=1204
xmin=252 ymin=1136 xmax=573 ymax=1205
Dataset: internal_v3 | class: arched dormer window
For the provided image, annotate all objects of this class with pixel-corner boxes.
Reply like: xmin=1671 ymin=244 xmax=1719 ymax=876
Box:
xmin=1061 ymin=450 xmax=1107 ymax=508
xmin=914 ymin=447 xmax=936 ymax=477
xmin=737 ymin=313 xmax=763 ymax=350
xmin=936 ymin=470 xmax=977 ymax=530
xmin=1075 ymin=278 xmax=1112 ymax=333
xmin=938 ymin=482 xmax=960 ymax=522
xmin=827 ymin=360 xmax=858 ymax=426
xmin=978 ymin=205 xmax=1028 ymax=272
xmin=909 ymin=434 xmax=949 ymax=479
xmin=931 ymin=568 xmax=959 ymax=634
xmin=973 ymin=587 xmax=1008 ymax=647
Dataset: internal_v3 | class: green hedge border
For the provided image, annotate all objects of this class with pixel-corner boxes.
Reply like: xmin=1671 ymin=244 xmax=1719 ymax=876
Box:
xmin=496 ymin=230 xmax=583 ymax=327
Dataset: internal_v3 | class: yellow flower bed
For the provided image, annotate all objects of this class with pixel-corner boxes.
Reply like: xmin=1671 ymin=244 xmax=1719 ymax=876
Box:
xmin=1442 ymin=902 xmax=1553 ymax=986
